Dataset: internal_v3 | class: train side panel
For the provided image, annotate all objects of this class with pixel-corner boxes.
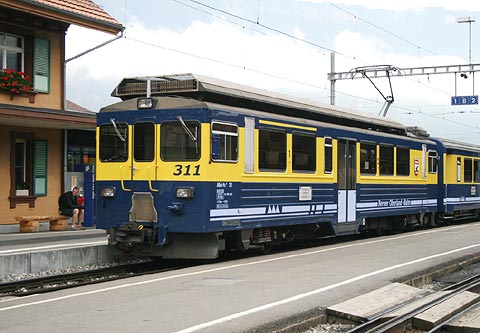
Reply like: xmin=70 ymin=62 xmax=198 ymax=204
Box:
xmin=95 ymin=97 xmax=445 ymax=258
xmin=441 ymin=143 xmax=480 ymax=220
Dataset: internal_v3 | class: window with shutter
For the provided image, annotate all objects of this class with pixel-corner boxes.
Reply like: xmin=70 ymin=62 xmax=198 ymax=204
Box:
xmin=33 ymin=140 xmax=47 ymax=196
xmin=33 ymin=38 xmax=49 ymax=93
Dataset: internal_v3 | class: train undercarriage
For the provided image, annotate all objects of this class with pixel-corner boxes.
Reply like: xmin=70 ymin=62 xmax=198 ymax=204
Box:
xmin=106 ymin=208 xmax=480 ymax=259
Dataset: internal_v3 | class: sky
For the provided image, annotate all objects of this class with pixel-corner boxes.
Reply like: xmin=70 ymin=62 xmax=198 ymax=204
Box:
xmin=65 ymin=0 xmax=480 ymax=144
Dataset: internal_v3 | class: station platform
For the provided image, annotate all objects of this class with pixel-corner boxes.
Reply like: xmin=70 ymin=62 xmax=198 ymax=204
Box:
xmin=1 ymin=222 xmax=480 ymax=332
xmin=0 ymin=222 xmax=122 ymax=277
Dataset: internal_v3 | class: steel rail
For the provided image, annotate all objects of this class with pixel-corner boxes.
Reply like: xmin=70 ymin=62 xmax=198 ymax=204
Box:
xmin=0 ymin=260 xmax=189 ymax=297
xmin=346 ymin=274 xmax=480 ymax=333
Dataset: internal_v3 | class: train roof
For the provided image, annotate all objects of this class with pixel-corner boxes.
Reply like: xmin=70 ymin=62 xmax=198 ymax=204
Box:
xmin=100 ymin=95 xmax=434 ymax=145
xmin=109 ymin=73 xmax=409 ymax=136
xmin=435 ymin=137 xmax=480 ymax=154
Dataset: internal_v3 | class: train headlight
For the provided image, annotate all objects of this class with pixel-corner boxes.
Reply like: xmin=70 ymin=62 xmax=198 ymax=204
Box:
xmin=176 ymin=187 xmax=194 ymax=199
xmin=137 ymin=97 xmax=154 ymax=109
xmin=101 ymin=186 xmax=116 ymax=198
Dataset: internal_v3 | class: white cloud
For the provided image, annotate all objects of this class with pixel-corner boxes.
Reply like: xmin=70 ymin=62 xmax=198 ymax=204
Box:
xmin=65 ymin=10 xmax=480 ymax=142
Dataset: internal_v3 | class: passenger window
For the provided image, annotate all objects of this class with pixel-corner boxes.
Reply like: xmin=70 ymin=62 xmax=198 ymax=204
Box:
xmin=428 ymin=151 xmax=438 ymax=174
xmin=324 ymin=137 xmax=333 ymax=174
xmin=160 ymin=120 xmax=201 ymax=161
xmin=292 ymin=133 xmax=316 ymax=173
xmin=379 ymin=145 xmax=394 ymax=175
xmin=396 ymin=147 xmax=410 ymax=176
xmin=259 ymin=128 xmax=286 ymax=171
xmin=464 ymin=158 xmax=473 ymax=183
xmin=99 ymin=123 xmax=128 ymax=162
xmin=360 ymin=142 xmax=376 ymax=175
xmin=474 ymin=160 xmax=480 ymax=183
xmin=211 ymin=122 xmax=238 ymax=162
xmin=134 ymin=122 xmax=154 ymax=162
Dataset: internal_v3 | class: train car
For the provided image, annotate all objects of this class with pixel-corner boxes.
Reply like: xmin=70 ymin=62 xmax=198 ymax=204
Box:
xmin=432 ymin=138 xmax=480 ymax=222
xmin=95 ymin=74 xmax=442 ymax=259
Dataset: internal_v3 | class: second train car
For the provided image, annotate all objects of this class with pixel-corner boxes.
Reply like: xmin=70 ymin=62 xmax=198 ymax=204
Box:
xmin=95 ymin=74 xmax=480 ymax=258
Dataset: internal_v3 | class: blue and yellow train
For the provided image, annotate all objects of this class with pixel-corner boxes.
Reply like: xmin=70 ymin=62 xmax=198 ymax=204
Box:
xmin=95 ymin=74 xmax=480 ymax=258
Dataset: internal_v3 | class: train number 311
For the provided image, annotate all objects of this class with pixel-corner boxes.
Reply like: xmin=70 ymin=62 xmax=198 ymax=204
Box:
xmin=173 ymin=164 xmax=201 ymax=176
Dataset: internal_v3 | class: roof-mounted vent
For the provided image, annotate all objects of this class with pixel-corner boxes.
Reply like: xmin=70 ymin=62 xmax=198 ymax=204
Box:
xmin=112 ymin=75 xmax=199 ymax=98
xmin=406 ymin=126 xmax=430 ymax=138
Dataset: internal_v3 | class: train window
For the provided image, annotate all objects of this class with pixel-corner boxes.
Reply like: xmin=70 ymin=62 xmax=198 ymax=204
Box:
xmin=464 ymin=158 xmax=473 ymax=183
xmin=211 ymin=121 xmax=238 ymax=162
xmin=475 ymin=160 xmax=480 ymax=183
xmin=134 ymin=122 xmax=154 ymax=162
xmin=360 ymin=142 xmax=376 ymax=175
xmin=160 ymin=121 xmax=201 ymax=161
xmin=292 ymin=133 xmax=316 ymax=173
xmin=324 ymin=137 xmax=333 ymax=173
xmin=457 ymin=158 xmax=461 ymax=182
xmin=99 ymin=123 xmax=128 ymax=162
xmin=259 ymin=128 xmax=286 ymax=171
xmin=396 ymin=147 xmax=410 ymax=176
xmin=379 ymin=145 xmax=394 ymax=175
xmin=428 ymin=151 xmax=438 ymax=174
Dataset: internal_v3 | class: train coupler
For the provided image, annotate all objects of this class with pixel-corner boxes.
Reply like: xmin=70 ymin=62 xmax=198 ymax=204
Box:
xmin=109 ymin=222 xmax=151 ymax=245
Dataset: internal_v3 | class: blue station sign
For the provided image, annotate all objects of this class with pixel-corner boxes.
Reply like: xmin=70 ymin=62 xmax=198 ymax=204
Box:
xmin=451 ymin=95 xmax=479 ymax=105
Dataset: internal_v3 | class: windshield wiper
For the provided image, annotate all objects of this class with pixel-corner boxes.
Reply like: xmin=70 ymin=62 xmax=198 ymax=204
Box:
xmin=176 ymin=116 xmax=197 ymax=141
xmin=110 ymin=118 xmax=126 ymax=142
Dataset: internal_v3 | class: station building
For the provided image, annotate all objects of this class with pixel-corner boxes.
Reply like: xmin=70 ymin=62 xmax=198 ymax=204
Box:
xmin=0 ymin=0 xmax=123 ymax=226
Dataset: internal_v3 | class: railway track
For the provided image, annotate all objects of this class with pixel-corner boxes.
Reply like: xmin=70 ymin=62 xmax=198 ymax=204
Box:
xmin=0 ymin=260 xmax=193 ymax=297
xmin=345 ymin=274 xmax=480 ymax=333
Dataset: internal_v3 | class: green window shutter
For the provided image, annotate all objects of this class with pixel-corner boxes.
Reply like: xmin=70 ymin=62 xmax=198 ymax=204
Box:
xmin=33 ymin=38 xmax=50 ymax=93
xmin=33 ymin=139 xmax=47 ymax=196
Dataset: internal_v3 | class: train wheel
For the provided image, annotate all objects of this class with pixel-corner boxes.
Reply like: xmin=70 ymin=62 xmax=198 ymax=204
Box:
xmin=261 ymin=243 xmax=273 ymax=254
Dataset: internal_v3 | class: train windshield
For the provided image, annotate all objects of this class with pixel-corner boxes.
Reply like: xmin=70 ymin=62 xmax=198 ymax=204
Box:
xmin=99 ymin=122 xmax=129 ymax=162
xmin=161 ymin=120 xmax=201 ymax=161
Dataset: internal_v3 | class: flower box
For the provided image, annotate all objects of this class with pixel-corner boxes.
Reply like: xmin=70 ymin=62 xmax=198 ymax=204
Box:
xmin=5 ymin=90 xmax=36 ymax=103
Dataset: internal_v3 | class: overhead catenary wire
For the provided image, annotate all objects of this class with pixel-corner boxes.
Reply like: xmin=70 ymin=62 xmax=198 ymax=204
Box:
xmin=175 ymin=0 xmax=455 ymax=98
xmin=125 ymin=35 xmax=480 ymax=132
xmin=327 ymin=2 xmax=439 ymax=56
xmin=121 ymin=0 xmax=480 ymax=134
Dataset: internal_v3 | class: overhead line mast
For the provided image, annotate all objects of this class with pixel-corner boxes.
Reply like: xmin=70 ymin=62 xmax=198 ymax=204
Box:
xmin=328 ymin=55 xmax=480 ymax=116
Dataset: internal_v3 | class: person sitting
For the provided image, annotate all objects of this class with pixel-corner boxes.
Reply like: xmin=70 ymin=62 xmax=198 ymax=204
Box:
xmin=58 ymin=186 xmax=85 ymax=230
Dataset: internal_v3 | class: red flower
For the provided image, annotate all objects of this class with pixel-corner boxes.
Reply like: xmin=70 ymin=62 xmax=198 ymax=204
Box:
xmin=0 ymin=69 xmax=32 ymax=94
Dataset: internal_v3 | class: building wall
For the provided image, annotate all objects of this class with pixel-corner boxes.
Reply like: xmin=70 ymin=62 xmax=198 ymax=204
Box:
xmin=0 ymin=28 xmax=64 ymax=109
xmin=0 ymin=125 xmax=62 ymax=224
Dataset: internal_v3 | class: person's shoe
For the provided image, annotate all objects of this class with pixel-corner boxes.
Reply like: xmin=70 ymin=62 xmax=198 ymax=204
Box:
xmin=78 ymin=225 xmax=86 ymax=230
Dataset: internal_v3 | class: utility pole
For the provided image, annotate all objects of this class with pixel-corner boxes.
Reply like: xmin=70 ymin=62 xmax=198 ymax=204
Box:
xmin=457 ymin=17 xmax=475 ymax=65
xmin=330 ymin=52 xmax=335 ymax=105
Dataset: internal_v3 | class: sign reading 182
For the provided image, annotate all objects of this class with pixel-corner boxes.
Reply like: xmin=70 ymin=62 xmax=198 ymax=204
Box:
xmin=451 ymin=95 xmax=478 ymax=105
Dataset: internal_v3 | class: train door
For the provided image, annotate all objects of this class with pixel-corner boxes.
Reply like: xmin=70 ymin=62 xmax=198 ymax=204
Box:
xmin=124 ymin=119 xmax=159 ymax=226
xmin=131 ymin=120 xmax=157 ymax=191
xmin=337 ymin=139 xmax=357 ymax=226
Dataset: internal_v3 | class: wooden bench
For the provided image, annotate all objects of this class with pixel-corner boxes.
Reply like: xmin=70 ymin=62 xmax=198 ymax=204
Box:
xmin=14 ymin=215 xmax=70 ymax=233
